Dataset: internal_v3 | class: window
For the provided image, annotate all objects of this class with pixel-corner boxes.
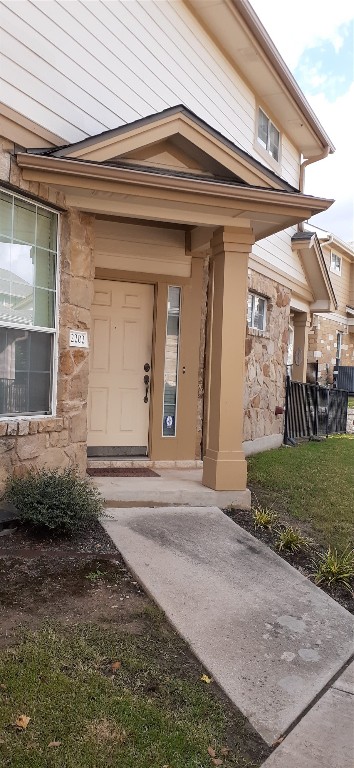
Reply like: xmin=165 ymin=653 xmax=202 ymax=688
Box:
xmin=0 ymin=189 xmax=58 ymax=417
xmin=247 ymin=293 xmax=266 ymax=332
xmin=330 ymin=252 xmax=342 ymax=275
xmin=336 ymin=331 xmax=342 ymax=361
xmin=257 ymin=108 xmax=280 ymax=162
xmin=162 ymin=286 xmax=181 ymax=437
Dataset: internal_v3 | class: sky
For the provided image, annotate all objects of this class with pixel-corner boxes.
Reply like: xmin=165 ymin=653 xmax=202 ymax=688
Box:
xmin=249 ymin=0 xmax=354 ymax=243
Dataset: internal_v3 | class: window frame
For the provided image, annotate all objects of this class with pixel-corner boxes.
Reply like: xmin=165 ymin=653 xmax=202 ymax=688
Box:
xmin=330 ymin=251 xmax=342 ymax=276
xmin=0 ymin=188 xmax=59 ymax=419
xmin=162 ymin=285 xmax=181 ymax=438
xmin=256 ymin=107 xmax=281 ymax=166
xmin=336 ymin=331 xmax=343 ymax=362
xmin=247 ymin=292 xmax=267 ymax=333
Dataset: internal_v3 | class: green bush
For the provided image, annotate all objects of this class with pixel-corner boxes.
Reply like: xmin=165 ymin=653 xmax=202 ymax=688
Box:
xmin=313 ymin=546 xmax=354 ymax=592
xmin=5 ymin=467 xmax=103 ymax=535
xmin=275 ymin=526 xmax=310 ymax=553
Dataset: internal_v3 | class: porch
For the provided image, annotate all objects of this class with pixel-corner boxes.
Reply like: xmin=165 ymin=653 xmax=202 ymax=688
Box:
xmin=14 ymin=107 xmax=333 ymax=492
xmin=90 ymin=465 xmax=250 ymax=509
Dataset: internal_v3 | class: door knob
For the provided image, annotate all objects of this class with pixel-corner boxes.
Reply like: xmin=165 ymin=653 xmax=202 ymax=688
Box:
xmin=143 ymin=374 xmax=150 ymax=403
xmin=144 ymin=362 xmax=151 ymax=372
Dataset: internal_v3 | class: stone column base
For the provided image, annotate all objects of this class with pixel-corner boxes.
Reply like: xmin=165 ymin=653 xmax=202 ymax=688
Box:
xmin=202 ymin=451 xmax=247 ymax=490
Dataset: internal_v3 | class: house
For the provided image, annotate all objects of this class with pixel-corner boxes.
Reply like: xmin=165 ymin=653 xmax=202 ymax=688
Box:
xmin=304 ymin=228 xmax=354 ymax=384
xmin=0 ymin=0 xmax=337 ymax=495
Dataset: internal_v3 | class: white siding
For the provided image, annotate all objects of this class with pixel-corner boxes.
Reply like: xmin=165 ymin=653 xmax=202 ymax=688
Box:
xmin=0 ymin=0 xmax=299 ymax=184
xmin=322 ymin=246 xmax=352 ymax=313
xmin=252 ymin=227 xmax=308 ymax=286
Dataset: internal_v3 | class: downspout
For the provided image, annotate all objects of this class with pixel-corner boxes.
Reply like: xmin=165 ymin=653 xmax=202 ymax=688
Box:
xmin=298 ymin=146 xmax=330 ymax=231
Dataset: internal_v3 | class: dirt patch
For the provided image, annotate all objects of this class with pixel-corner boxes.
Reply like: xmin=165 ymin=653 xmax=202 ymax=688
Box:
xmin=0 ymin=521 xmax=147 ymax=646
xmin=224 ymin=507 xmax=354 ymax=614
xmin=0 ymin=521 xmax=270 ymax=767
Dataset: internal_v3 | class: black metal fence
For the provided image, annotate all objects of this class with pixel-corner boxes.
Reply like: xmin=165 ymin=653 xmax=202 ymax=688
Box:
xmin=284 ymin=376 xmax=348 ymax=442
xmin=335 ymin=366 xmax=354 ymax=395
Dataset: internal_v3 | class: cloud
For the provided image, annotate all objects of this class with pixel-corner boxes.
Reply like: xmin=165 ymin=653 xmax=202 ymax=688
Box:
xmin=250 ymin=0 xmax=354 ymax=69
xmin=304 ymin=85 xmax=354 ymax=242
xmin=294 ymin=21 xmax=353 ymax=101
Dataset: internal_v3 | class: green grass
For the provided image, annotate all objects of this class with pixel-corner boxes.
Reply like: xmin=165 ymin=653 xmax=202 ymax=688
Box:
xmin=348 ymin=397 xmax=354 ymax=408
xmin=0 ymin=620 xmax=263 ymax=768
xmin=248 ymin=437 xmax=354 ymax=551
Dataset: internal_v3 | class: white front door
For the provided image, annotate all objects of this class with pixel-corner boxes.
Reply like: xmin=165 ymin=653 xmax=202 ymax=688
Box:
xmin=88 ymin=280 xmax=154 ymax=452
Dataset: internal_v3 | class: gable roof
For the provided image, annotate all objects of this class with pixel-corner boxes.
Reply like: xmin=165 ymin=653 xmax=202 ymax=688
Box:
xmin=17 ymin=108 xmax=334 ymax=242
xmin=27 ymin=106 xmax=297 ymax=192
xmin=291 ymin=230 xmax=337 ymax=311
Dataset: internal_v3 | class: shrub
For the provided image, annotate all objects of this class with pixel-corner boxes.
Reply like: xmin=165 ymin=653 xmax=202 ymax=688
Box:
xmin=5 ymin=467 xmax=103 ymax=535
xmin=275 ymin=526 xmax=310 ymax=553
xmin=252 ymin=506 xmax=278 ymax=530
xmin=313 ymin=546 xmax=354 ymax=593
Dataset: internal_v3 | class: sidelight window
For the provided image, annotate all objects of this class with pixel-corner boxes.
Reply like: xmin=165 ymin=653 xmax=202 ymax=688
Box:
xmin=162 ymin=286 xmax=181 ymax=437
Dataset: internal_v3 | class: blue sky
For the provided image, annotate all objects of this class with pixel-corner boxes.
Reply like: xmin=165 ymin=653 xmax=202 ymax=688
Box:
xmin=294 ymin=20 xmax=353 ymax=102
xmin=250 ymin=1 xmax=354 ymax=242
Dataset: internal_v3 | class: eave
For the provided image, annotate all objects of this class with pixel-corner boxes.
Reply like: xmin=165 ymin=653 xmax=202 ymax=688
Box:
xmin=187 ymin=0 xmax=334 ymax=157
xmin=16 ymin=152 xmax=334 ymax=241
xmin=291 ymin=232 xmax=337 ymax=312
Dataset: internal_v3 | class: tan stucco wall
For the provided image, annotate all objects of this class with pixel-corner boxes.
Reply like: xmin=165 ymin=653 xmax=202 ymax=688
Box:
xmin=243 ymin=270 xmax=290 ymax=442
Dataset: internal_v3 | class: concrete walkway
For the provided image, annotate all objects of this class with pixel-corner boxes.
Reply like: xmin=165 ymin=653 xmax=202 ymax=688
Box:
xmin=102 ymin=505 xmax=354 ymax=748
xmin=262 ymin=661 xmax=354 ymax=767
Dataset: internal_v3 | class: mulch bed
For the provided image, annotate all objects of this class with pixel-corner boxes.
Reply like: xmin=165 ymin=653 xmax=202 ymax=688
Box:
xmin=87 ymin=467 xmax=160 ymax=477
xmin=223 ymin=507 xmax=354 ymax=615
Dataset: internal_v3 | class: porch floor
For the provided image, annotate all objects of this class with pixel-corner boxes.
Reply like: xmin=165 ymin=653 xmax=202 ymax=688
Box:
xmin=91 ymin=468 xmax=251 ymax=509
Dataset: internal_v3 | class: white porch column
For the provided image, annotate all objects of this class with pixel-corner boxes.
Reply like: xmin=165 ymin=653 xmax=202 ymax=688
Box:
xmin=202 ymin=226 xmax=254 ymax=491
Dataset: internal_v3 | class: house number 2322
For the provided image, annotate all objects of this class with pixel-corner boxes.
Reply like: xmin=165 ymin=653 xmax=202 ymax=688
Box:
xmin=69 ymin=330 xmax=88 ymax=348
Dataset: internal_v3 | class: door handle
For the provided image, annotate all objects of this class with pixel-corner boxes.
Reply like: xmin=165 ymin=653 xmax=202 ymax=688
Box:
xmin=143 ymin=374 xmax=150 ymax=403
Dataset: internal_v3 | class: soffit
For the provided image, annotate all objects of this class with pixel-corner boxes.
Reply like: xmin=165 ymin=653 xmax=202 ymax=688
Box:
xmin=16 ymin=151 xmax=334 ymax=242
xmin=187 ymin=0 xmax=334 ymax=157
xmin=291 ymin=233 xmax=337 ymax=311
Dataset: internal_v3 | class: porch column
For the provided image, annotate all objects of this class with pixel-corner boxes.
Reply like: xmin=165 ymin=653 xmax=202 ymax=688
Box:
xmin=292 ymin=312 xmax=311 ymax=382
xmin=202 ymin=226 xmax=254 ymax=491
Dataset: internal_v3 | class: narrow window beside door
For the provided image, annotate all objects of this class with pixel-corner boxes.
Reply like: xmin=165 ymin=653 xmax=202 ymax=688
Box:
xmin=162 ymin=286 xmax=181 ymax=437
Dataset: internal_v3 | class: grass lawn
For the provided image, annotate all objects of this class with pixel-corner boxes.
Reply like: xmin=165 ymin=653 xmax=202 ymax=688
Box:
xmin=248 ymin=436 xmax=354 ymax=551
xmin=0 ymin=524 xmax=268 ymax=768
xmin=349 ymin=397 xmax=354 ymax=408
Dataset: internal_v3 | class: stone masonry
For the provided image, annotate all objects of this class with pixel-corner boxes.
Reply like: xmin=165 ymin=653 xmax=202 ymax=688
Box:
xmin=243 ymin=271 xmax=290 ymax=442
xmin=0 ymin=143 xmax=95 ymax=492
xmin=308 ymin=315 xmax=354 ymax=385
xmin=347 ymin=409 xmax=354 ymax=435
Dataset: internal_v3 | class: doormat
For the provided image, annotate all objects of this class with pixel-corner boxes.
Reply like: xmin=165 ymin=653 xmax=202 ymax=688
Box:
xmin=87 ymin=467 xmax=160 ymax=478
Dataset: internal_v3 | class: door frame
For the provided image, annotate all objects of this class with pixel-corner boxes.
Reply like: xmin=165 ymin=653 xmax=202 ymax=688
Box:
xmin=94 ymin=260 xmax=204 ymax=461
xmin=88 ymin=277 xmax=155 ymax=455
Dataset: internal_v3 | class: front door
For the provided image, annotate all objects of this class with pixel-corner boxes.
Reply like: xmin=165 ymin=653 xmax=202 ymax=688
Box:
xmin=88 ymin=280 xmax=154 ymax=454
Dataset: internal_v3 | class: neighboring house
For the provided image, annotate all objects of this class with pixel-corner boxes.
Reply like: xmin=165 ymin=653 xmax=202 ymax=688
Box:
xmin=305 ymin=227 xmax=354 ymax=384
xmin=0 ymin=0 xmax=337 ymax=494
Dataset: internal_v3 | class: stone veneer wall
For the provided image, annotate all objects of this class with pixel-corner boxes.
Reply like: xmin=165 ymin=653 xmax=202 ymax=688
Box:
xmin=308 ymin=315 xmax=354 ymax=385
xmin=347 ymin=408 xmax=354 ymax=435
xmin=0 ymin=142 xmax=95 ymax=492
xmin=243 ymin=270 xmax=290 ymax=442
